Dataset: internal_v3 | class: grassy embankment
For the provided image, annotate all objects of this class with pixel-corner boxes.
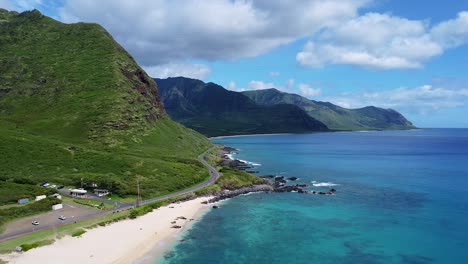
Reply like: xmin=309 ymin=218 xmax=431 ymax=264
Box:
xmin=194 ymin=146 xmax=266 ymax=196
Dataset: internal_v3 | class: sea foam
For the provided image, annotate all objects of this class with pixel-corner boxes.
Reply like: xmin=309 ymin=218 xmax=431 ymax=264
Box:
xmin=311 ymin=181 xmax=339 ymax=187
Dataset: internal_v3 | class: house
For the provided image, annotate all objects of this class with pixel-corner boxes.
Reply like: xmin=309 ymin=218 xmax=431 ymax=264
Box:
xmin=17 ymin=198 xmax=29 ymax=204
xmin=69 ymin=189 xmax=87 ymax=198
xmin=35 ymin=195 xmax=46 ymax=201
xmin=52 ymin=204 xmax=63 ymax=210
xmin=94 ymin=189 xmax=110 ymax=197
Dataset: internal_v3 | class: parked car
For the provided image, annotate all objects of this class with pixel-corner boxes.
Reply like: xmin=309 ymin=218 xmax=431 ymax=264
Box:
xmin=32 ymin=221 xmax=39 ymax=225
xmin=58 ymin=215 xmax=66 ymax=220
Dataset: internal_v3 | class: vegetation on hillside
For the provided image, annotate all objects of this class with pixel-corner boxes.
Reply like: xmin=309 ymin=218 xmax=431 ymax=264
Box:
xmin=0 ymin=182 xmax=55 ymax=206
xmin=155 ymin=77 xmax=328 ymax=137
xmin=243 ymin=88 xmax=415 ymax=131
xmin=0 ymin=9 xmax=211 ymax=200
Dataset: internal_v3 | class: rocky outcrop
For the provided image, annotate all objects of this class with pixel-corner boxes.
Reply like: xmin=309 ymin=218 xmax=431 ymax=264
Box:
xmin=207 ymin=185 xmax=274 ymax=203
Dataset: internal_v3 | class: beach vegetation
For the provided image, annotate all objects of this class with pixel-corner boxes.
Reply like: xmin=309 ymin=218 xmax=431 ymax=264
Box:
xmin=19 ymin=239 xmax=54 ymax=252
xmin=216 ymin=168 xmax=265 ymax=190
xmin=71 ymin=229 xmax=86 ymax=237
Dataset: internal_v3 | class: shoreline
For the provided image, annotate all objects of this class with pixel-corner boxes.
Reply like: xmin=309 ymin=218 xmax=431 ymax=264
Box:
xmin=209 ymin=128 xmax=422 ymax=140
xmin=0 ymin=197 xmax=214 ymax=264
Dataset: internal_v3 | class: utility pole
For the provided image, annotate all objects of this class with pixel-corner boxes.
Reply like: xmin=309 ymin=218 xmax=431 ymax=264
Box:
xmin=136 ymin=176 xmax=141 ymax=207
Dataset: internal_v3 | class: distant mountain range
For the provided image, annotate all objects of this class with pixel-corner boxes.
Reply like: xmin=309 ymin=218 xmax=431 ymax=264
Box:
xmin=155 ymin=77 xmax=415 ymax=136
xmin=243 ymin=89 xmax=415 ymax=131
xmin=154 ymin=77 xmax=328 ymax=137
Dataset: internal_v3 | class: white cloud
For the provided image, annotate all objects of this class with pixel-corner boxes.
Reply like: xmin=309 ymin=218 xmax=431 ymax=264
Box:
xmin=285 ymin=79 xmax=295 ymax=90
xmin=299 ymin=84 xmax=321 ymax=97
xmin=145 ymin=63 xmax=211 ymax=80
xmin=321 ymin=85 xmax=468 ymax=113
xmin=52 ymin=0 xmax=368 ymax=68
xmin=248 ymin=80 xmax=275 ymax=90
xmin=227 ymin=81 xmax=238 ymax=91
xmin=431 ymin=11 xmax=468 ymax=48
xmin=269 ymin=71 xmax=280 ymax=77
xmin=297 ymin=13 xmax=447 ymax=69
xmin=247 ymin=79 xmax=296 ymax=91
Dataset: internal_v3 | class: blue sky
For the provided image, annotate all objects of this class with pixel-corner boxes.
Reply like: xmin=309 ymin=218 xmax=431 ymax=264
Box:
xmin=2 ymin=0 xmax=468 ymax=128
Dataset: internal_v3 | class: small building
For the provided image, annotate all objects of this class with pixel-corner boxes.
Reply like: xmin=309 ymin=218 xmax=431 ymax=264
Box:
xmin=35 ymin=195 xmax=46 ymax=201
xmin=94 ymin=189 xmax=109 ymax=197
xmin=52 ymin=204 xmax=63 ymax=210
xmin=17 ymin=198 xmax=29 ymax=204
xmin=70 ymin=189 xmax=87 ymax=198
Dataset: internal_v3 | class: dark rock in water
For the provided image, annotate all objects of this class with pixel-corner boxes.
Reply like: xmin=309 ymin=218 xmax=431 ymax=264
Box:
xmin=318 ymin=192 xmax=326 ymax=195
xmin=287 ymin=177 xmax=298 ymax=181
xmin=296 ymin=184 xmax=308 ymax=187
xmin=176 ymin=216 xmax=187 ymax=220
xmin=170 ymin=221 xmax=176 ymax=224
xmin=171 ymin=225 xmax=182 ymax=229
xmin=274 ymin=176 xmax=284 ymax=181
xmin=212 ymin=205 xmax=219 ymax=209
xmin=298 ymin=189 xmax=307 ymax=194
xmin=275 ymin=185 xmax=304 ymax=193
xmin=201 ymin=201 xmax=208 ymax=204
xmin=222 ymin=146 xmax=238 ymax=152
xmin=208 ymin=185 xmax=274 ymax=203
xmin=260 ymin=175 xmax=275 ymax=178
xmin=330 ymin=188 xmax=337 ymax=194
xmin=164 ymin=251 xmax=176 ymax=259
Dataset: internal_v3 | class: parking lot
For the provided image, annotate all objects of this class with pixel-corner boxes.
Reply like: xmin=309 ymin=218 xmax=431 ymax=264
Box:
xmin=1 ymin=203 xmax=99 ymax=240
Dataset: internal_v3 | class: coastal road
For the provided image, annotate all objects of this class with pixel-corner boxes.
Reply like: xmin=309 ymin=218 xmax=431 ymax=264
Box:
xmin=0 ymin=146 xmax=220 ymax=242
xmin=139 ymin=146 xmax=220 ymax=206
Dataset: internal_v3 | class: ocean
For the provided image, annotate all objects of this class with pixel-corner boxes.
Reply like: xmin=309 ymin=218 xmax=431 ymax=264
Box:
xmin=157 ymin=129 xmax=468 ymax=264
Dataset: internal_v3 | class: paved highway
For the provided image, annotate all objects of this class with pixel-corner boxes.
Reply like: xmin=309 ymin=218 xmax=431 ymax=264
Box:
xmin=0 ymin=146 xmax=220 ymax=242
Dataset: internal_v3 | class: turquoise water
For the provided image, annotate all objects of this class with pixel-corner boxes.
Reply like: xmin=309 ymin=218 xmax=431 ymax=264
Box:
xmin=158 ymin=129 xmax=468 ymax=263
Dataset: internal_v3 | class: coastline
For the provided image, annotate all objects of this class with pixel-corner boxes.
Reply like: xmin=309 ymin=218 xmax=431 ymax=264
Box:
xmin=0 ymin=197 xmax=214 ymax=264
xmin=209 ymin=128 xmax=422 ymax=140
xmin=209 ymin=132 xmax=292 ymax=140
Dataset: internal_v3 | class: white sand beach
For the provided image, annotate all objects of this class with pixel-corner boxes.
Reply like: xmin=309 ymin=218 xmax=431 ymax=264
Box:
xmin=1 ymin=197 xmax=213 ymax=264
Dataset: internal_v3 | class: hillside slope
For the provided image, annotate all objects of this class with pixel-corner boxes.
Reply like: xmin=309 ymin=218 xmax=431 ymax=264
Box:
xmin=0 ymin=9 xmax=211 ymax=199
xmin=243 ymin=89 xmax=415 ymax=131
xmin=155 ymin=77 xmax=329 ymax=137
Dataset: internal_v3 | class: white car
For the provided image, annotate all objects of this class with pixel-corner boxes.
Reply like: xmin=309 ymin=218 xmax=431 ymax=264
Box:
xmin=58 ymin=215 xmax=66 ymax=220
xmin=32 ymin=221 xmax=39 ymax=225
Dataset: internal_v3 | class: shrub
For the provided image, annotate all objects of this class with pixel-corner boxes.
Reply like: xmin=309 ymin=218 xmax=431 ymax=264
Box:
xmin=19 ymin=242 xmax=39 ymax=252
xmin=71 ymin=229 xmax=86 ymax=237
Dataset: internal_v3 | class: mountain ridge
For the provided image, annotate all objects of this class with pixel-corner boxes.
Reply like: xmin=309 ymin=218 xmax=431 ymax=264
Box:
xmin=242 ymin=88 xmax=415 ymax=131
xmin=155 ymin=77 xmax=329 ymax=137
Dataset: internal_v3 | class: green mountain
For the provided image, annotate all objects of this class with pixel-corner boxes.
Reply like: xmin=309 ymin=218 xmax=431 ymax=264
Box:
xmin=0 ymin=9 xmax=211 ymax=199
xmin=154 ymin=77 xmax=329 ymax=137
xmin=242 ymin=88 xmax=415 ymax=131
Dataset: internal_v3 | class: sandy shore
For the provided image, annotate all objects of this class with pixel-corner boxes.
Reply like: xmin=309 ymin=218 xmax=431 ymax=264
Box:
xmin=1 ymin=197 xmax=213 ymax=264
